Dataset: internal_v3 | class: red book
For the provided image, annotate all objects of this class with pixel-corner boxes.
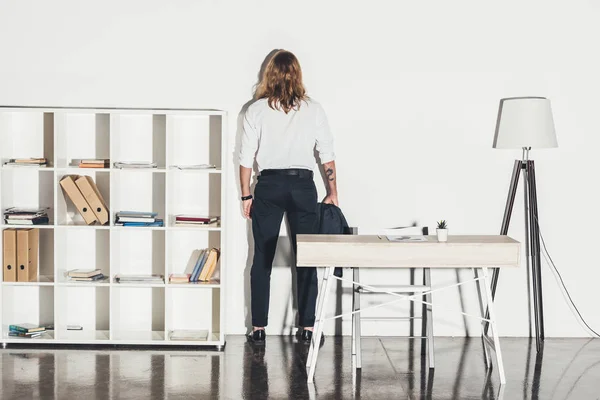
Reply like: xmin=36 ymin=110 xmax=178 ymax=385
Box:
xmin=175 ymin=216 xmax=219 ymax=223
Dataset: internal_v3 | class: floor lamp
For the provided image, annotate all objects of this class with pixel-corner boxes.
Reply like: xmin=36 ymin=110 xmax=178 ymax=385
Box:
xmin=486 ymin=97 xmax=558 ymax=352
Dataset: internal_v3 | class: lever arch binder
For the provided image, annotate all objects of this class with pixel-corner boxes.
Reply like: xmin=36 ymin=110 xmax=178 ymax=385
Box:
xmin=3 ymin=229 xmax=17 ymax=282
xmin=75 ymin=175 xmax=109 ymax=225
xmin=60 ymin=175 xmax=97 ymax=225
xmin=16 ymin=228 xmax=39 ymax=282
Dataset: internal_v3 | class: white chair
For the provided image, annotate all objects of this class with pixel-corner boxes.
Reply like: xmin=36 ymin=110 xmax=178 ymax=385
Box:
xmin=351 ymin=227 xmax=434 ymax=370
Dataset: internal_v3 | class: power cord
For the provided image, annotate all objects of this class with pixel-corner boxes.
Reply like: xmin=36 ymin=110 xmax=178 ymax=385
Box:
xmin=534 ymin=214 xmax=600 ymax=338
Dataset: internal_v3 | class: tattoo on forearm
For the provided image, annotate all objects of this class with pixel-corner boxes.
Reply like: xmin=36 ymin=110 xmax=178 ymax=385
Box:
xmin=326 ymin=168 xmax=335 ymax=181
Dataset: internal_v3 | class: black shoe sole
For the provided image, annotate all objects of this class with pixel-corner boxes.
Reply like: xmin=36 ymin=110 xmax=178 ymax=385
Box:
xmin=246 ymin=335 xmax=266 ymax=346
xmin=301 ymin=334 xmax=325 ymax=346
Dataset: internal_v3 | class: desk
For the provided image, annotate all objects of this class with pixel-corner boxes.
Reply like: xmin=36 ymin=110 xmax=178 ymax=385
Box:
xmin=297 ymin=235 xmax=520 ymax=384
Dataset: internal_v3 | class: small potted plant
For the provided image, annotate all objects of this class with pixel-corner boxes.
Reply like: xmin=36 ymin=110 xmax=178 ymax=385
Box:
xmin=437 ymin=220 xmax=448 ymax=242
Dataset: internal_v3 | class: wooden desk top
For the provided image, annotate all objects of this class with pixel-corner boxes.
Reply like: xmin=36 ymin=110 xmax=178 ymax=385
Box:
xmin=296 ymin=235 xmax=521 ymax=269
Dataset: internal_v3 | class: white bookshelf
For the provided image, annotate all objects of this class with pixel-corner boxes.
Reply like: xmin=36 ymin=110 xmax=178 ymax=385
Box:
xmin=0 ymin=106 xmax=227 ymax=348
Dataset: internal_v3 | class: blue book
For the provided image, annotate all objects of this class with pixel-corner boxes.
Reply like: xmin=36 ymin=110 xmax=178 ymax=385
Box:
xmin=191 ymin=250 xmax=207 ymax=282
xmin=196 ymin=250 xmax=210 ymax=282
xmin=121 ymin=219 xmax=164 ymax=227
xmin=117 ymin=211 xmax=158 ymax=218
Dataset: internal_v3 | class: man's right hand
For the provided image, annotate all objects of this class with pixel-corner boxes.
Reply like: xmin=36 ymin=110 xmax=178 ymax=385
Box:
xmin=323 ymin=195 xmax=339 ymax=207
xmin=243 ymin=199 xmax=253 ymax=219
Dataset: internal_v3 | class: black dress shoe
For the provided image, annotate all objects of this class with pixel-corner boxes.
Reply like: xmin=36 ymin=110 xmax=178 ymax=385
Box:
xmin=301 ymin=329 xmax=325 ymax=345
xmin=247 ymin=329 xmax=266 ymax=345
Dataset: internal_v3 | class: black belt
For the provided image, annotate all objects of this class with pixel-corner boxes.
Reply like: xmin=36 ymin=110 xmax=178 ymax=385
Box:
xmin=261 ymin=168 xmax=313 ymax=179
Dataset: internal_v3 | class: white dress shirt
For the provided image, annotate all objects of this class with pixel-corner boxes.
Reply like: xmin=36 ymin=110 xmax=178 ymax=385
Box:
xmin=239 ymin=98 xmax=335 ymax=171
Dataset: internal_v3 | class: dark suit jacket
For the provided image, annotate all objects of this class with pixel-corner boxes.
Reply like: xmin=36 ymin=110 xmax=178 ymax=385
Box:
xmin=316 ymin=203 xmax=351 ymax=277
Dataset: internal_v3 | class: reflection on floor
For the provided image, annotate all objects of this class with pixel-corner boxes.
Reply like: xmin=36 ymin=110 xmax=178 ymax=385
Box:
xmin=1 ymin=336 xmax=599 ymax=399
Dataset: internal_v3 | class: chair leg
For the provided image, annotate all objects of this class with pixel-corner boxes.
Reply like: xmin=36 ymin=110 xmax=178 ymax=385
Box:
xmin=424 ymin=268 xmax=435 ymax=369
xmin=354 ymin=267 xmax=362 ymax=369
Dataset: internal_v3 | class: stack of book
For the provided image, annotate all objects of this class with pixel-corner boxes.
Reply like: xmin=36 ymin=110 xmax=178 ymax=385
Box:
xmin=8 ymin=323 xmax=46 ymax=338
xmin=169 ymin=274 xmax=191 ymax=283
xmin=114 ymin=274 xmax=164 ymax=284
xmin=114 ymin=161 xmax=157 ymax=169
xmin=67 ymin=269 xmax=105 ymax=282
xmin=78 ymin=159 xmax=110 ymax=168
xmin=174 ymin=215 xmax=220 ymax=227
xmin=171 ymin=164 xmax=216 ymax=170
xmin=188 ymin=248 xmax=220 ymax=283
xmin=4 ymin=158 xmax=48 ymax=167
xmin=3 ymin=208 xmax=50 ymax=225
xmin=115 ymin=211 xmax=164 ymax=227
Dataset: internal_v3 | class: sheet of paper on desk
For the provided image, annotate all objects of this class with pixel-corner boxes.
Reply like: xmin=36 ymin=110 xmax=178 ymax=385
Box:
xmin=386 ymin=235 xmax=428 ymax=242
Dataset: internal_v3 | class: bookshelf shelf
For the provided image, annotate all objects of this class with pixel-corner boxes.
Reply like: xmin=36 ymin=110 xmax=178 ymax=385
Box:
xmin=57 ymin=329 xmax=110 ymax=341
xmin=168 ymin=168 xmax=222 ymax=174
xmin=1 ymin=106 xmax=227 ymax=348
xmin=167 ymin=281 xmax=221 ymax=288
xmin=112 ymin=282 xmax=166 ymax=288
xmin=2 ymin=275 xmax=55 ymax=286
xmin=112 ymin=168 xmax=168 ymax=174
xmin=112 ymin=330 xmax=166 ymax=342
xmin=112 ymin=226 xmax=167 ymax=231
xmin=57 ymin=224 xmax=110 ymax=229
xmin=57 ymin=279 xmax=111 ymax=287
xmin=168 ymin=225 xmax=221 ymax=231
xmin=2 ymin=166 xmax=55 ymax=171
xmin=0 ymin=224 xmax=55 ymax=229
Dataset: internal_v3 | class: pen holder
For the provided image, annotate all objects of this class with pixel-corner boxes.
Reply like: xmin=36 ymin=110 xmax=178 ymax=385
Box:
xmin=437 ymin=229 xmax=448 ymax=242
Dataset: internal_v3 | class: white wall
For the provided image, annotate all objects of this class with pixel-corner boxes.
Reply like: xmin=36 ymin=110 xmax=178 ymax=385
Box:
xmin=1 ymin=0 xmax=599 ymax=337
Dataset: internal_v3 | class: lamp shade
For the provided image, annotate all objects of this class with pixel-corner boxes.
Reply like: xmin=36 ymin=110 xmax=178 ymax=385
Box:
xmin=493 ymin=97 xmax=557 ymax=149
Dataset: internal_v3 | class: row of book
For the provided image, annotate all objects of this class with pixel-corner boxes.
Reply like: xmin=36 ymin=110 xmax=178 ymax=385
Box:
xmin=66 ymin=270 xmax=165 ymax=284
xmin=76 ymin=159 xmax=110 ymax=168
xmin=174 ymin=215 xmax=219 ymax=227
xmin=8 ymin=324 xmax=211 ymax=342
xmin=67 ymin=269 xmax=105 ymax=282
xmin=2 ymin=159 xmax=219 ymax=170
xmin=114 ymin=161 xmax=157 ymax=169
xmin=169 ymin=248 xmax=220 ymax=283
xmin=3 ymin=158 xmax=48 ymax=167
xmin=115 ymin=274 xmax=164 ymax=284
xmin=60 ymin=175 xmax=109 ymax=225
xmin=115 ymin=211 xmax=164 ymax=227
xmin=3 ymin=228 xmax=39 ymax=282
xmin=3 ymin=207 xmax=49 ymax=225
xmin=9 ymin=323 xmax=47 ymax=338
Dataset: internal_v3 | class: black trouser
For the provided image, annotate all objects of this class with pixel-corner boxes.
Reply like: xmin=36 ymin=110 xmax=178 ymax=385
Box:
xmin=250 ymin=169 xmax=319 ymax=328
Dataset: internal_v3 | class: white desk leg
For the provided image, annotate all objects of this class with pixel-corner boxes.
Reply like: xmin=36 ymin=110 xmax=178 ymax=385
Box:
xmin=307 ymin=267 xmax=328 ymax=373
xmin=473 ymin=268 xmax=491 ymax=368
xmin=352 ymin=267 xmax=357 ymax=370
xmin=307 ymin=266 xmax=334 ymax=382
xmin=424 ymin=268 xmax=435 ymax=369
xmin=481 ymin=267 xmax=506 ymax=384
xmin=354 ymin=267 xmax=362 ymax=369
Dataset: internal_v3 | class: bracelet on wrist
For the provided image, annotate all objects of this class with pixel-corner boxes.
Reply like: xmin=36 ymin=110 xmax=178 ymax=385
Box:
xmin=241 ymin=194 xmax=253 ymax=201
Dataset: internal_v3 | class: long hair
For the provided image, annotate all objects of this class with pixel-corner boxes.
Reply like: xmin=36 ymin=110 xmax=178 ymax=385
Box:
xmin=255 ymin=50 xmax=307 ymax=113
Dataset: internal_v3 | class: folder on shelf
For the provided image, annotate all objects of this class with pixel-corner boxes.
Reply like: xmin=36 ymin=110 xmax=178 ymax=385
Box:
xmin=60 ymin=175 xmax=97 ymax=225
xmin=16 ymin=228 xmax=39 ymax=282
xmin=3 ymin=229 xmax=17 ymax=282
xmin=75 ymin=175 xmax=109 ymax=225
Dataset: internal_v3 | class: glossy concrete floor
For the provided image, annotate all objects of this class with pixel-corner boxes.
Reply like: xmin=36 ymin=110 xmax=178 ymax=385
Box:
xmin=1 ymin=336 xmax=599 ymax=399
